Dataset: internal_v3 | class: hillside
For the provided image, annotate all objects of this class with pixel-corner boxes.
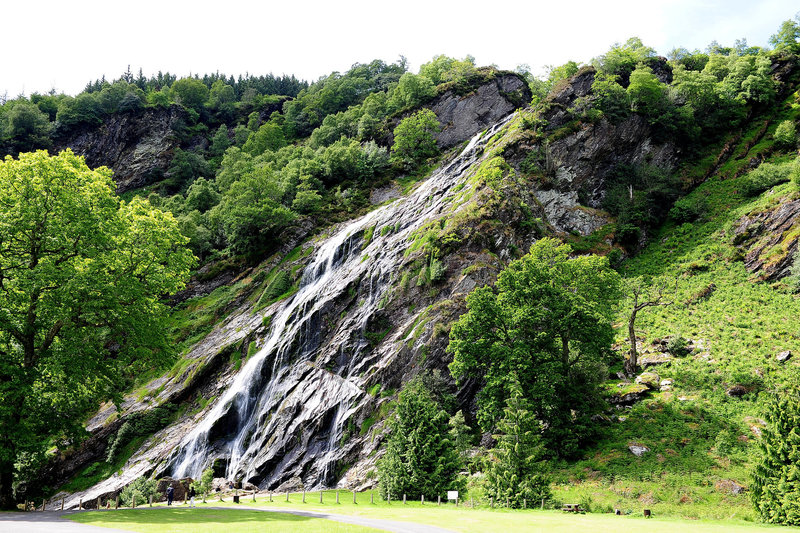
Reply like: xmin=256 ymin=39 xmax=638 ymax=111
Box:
xmin=2 ymin=27 xmax=800 ymax=525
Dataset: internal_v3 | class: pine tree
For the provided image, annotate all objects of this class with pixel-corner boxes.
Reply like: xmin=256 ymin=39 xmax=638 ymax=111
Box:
xmin=484 ymin=380 xmax=550 ymax=508
xmin=377 ymin=377 xmax=463 ymax=500
xmin=752 ymin=391 xmax=800 ymax=525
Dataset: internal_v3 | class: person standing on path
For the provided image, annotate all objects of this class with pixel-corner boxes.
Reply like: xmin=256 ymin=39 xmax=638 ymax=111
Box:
xmin=166 ymin=485 xmax=174 ymax=506
xmin=189 ymin=486 xmax=196 ymax=508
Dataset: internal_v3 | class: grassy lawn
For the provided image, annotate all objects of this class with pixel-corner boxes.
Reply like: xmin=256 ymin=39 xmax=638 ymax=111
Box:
xmin=104 ymin=489 xmax=797 ymax=532
xmin=66 ymin=507 xmax=380 ymax=533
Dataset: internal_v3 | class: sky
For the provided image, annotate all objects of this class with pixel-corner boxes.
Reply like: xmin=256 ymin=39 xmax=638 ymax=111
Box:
xmin=1 ymin=0 xmax=798 ymax=97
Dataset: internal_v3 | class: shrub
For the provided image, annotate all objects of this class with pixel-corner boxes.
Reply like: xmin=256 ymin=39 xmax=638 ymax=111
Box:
xmin=669 ymin=195 xmax=707 ymax=223
xmin=120 ymin=477 xmax=159 ymax=507
xmin=774 ymin=120 xmax=798 ymax=150
xmin=742 ymin=161 xmax=797 ymax=197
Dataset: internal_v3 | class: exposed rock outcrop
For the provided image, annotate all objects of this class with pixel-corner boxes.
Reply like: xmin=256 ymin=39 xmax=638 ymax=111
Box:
xmin=733 ymin=197 xmax=800 ymax=280
xmin=430 ymin=72 xmax=531 ymax=149
xmin=53 ymin=105 xmax=190 ymax=193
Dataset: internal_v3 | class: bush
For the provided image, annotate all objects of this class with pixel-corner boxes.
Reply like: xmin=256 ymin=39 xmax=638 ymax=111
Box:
xmin=669 ymin=195 xmax=707 ymax=223
xmin=774 ymin=120 xmax=798 ymax=150
xmin=390 ymin=109 xmax=440 ymax=169
xmin=741 ymin=161 xmax=797 ymax=197
xmin=120 ymin=477 xmax=159 ymax=507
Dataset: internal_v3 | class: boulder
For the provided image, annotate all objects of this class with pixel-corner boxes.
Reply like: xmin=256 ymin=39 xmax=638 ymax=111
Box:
xmin=659 ymin=379 xmax=673 ymax=392
xmin=609 ymin=383 xmax=649 ymax=406
xmin=726 ymin=385 xmax=748 ymax=398
xmin=777 ymin=350 xmax=792 ymax=363
xmin=635 ymin=372 xmax=660 ymax=390
xmin=629 ymin=445 xmax=650 ymax=457
xmin=715 ymin=479 xmax=746 ymax=495
xmin=156 ymin=477 xmax=193 ymax=501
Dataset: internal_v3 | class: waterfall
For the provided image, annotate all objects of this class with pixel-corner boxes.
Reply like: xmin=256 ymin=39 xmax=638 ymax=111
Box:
xmin=168 ymin=114 xmax=514 ymax=485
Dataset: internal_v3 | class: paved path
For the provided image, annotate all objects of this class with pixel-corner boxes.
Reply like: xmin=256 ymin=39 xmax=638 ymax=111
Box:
xmin=0 ymin=507 xmax=457 ymax=533
xmin=0 ymin=511 xmax=135 ymax=532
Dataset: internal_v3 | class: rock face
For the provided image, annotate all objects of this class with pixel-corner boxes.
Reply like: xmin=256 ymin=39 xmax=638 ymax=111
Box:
xmin=53 ymin=105 xmax=190 ymax=193
xmin=504 ymin=66 xmax=678 ymax=236
xmin=733 ymin=197 xmax=800 ymax=280
xmin=49 ymin=69 xmax=677 ymax=508
xmin=430 ymin=73 xmax=531 ymax=149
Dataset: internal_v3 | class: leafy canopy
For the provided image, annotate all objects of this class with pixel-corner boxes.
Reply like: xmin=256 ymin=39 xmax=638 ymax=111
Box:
xmin=448 ymin=238 xmax=620 ymax=456
xmin=0 ymin=150 xmax=193 ymax=507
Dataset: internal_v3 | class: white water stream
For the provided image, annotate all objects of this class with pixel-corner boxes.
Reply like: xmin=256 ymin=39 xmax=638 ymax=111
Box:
xmin=169 ymin=115 xmax=514 ymax=486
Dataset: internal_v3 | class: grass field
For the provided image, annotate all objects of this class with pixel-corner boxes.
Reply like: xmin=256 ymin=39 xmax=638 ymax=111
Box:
xmin=66 ymin=489 xmax=800 ymax=532
xmin=67 ymin=507 xmax=381 ymax=533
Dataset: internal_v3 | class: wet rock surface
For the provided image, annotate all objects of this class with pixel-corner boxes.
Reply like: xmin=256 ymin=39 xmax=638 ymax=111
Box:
xmin=430 ymin=73 xmax=531 ymax=149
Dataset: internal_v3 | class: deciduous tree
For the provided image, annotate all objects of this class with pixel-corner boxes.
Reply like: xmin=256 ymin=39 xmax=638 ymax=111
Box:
xmin=0 ymin=150 xmax=193 ymax=508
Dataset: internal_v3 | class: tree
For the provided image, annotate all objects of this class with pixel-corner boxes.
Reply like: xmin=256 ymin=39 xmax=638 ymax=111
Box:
xmin=377 ymin=376 xmax=463 ymax=500
xmin=769 ymin=16 xmax=800 ymax=53
xmin=389 ymin=73 xmax=437 ymax=111
xmin=390 ymin=109 xmax=440 ymax=169
xmin=170 ymin=78 xmax=209 ymax=112
xmin=448 ymin=238 xmax=620 ymax=456
xmin=3 ymin=101 xmax=52 ymax=153
xmin=483 ymin=379 xmax=550 ymax=508
xmin=0 ymin=150 xmax=194 ymax=508
xmin=751 ymin=391 xmax=800 ymax=525
xmin=623 ymin=277 xmax=673 ymax=376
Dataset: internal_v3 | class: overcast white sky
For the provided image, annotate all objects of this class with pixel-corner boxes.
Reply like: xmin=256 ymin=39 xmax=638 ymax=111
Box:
xmin=1 ymin=0 xmax=797 ymax=97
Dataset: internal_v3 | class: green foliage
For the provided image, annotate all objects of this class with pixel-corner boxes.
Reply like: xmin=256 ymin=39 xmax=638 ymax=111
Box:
xmin=257 ymin=270 xmax=292 ymax=306
xmin=389 ymin=73 xmax=437 ymax=111
xmin=591 ymin=73 xmax=629 ymax=122
xmin=740 ymin=160 xmax=798 ymax=197
xmin=669 ymin=195 xmax=707 ymax=223
xmin=390 ymin=109 xmax=440 ymax=169
xmin=593 ymin=37 xmax=658 ymax=86
xmin=751 ymin=391 xmax=800 ymax=525
xmin=1 ymin=101 xmax=52 ymax=153
xmin=119 ymin=477 xmax=159 ymax=507
xmin=170 ymin=78 xmax=209 ymax=112
xmin=56 ymin=92 xmax=102 ymax=128
xmin=163 ymin=148 xmax=211 ymax=193
xmin=193 ymin=466 xmax=215 ymax=496
xmin=0 ymin=150 xmax=193 ymax=508
xmin=419 ymin=55 xmax=477 ymax=85
xmin=106 ymin=405 xmax=178 ymax=463
xmin=448 ymin=238 xmax=621 ymax=456
xmin=242 ymin=121 xmax=287 ymax=155
xmin=210 ymin=162 xmax=296 ymax=256
xmin=377 ymin=376 xmax=463 ymax=500
xmin=483 ymin=381 xmax=551 ymax=508
xmin=769 ymin=16 xmax=800 ymax=53
xmin=602 ymin=163 xmax=680 ymax=244
xmin=773 ymin=119 xmax=798 ymax=150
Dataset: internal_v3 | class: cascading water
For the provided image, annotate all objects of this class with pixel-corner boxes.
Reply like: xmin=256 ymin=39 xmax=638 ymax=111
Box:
xmin=168 ymin=114 xmax=515 ymax=487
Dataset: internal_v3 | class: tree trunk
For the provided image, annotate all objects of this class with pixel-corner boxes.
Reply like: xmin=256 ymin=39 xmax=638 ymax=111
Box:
xmin=0 ymin=460 xmax=15 ymax=510
xmin=626 ymin=309 xmax=638 ymax=376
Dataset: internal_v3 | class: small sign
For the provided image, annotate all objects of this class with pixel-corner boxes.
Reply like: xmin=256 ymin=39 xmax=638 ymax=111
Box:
xmin=447 ymin=491 xmax=459 ymax=501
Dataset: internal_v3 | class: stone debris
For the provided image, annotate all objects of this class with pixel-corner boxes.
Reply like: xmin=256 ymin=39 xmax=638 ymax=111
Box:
xmin=629 ymin=445 xmax=650 ymax=457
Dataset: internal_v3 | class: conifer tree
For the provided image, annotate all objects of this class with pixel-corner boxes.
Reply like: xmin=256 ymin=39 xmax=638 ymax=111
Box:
xmin=377 ymin=376 xmax=463 ymax=500
xmin=484 ymin=379 xmax=550 ymax=508
xmin=752 ymin=391 xmax=800 ymax=525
